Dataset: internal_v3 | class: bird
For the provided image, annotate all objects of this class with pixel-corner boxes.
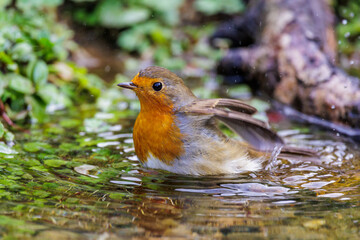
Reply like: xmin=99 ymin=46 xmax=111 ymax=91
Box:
xmin=118 ymin=66 xmax=316 ymax=175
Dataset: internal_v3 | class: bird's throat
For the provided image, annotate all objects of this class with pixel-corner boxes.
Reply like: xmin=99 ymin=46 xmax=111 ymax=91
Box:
xmin=133 ymin=107 xmax=183 ymax=165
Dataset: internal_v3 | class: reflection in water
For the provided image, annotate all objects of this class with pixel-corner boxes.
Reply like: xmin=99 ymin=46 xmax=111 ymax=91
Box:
xmin=176 ymin=182 xmax=298 ymax=197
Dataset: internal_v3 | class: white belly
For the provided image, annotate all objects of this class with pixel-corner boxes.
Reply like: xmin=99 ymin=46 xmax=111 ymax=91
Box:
xmin=142 ymin=152 xmax=263 ymax=175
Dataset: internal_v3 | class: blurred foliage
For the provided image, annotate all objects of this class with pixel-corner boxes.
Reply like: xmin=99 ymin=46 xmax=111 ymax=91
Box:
xmin=194 ymin=0 xmax=244 ymax=15
xmin=334 ymin=0 xmax=360 ymax=55
xmin=68 ymin=0 xmax=244 ymax=70
xmin=0 ymin=0 xmax=105 ymax=142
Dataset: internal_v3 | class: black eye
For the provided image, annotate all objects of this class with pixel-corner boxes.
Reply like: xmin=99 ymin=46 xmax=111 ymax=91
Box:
xmin=152 ymin=82 xmax=162 ymax=91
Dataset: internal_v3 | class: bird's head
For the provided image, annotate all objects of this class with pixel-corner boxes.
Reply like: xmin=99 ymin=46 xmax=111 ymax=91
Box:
xmin=118 ymin=66 xmax=196 ymax=112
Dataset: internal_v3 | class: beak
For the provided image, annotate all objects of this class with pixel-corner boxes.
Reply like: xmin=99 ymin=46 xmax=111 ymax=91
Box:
xmin=117 ymin=82 xmax=137 ymax=90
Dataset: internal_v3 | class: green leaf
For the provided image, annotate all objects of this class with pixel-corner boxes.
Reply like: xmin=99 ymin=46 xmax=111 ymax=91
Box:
xmin=150 ymin=28 xmax=172 ymax=45
xmin=84 ymin=118 xmax=110 ymax=133
xmin=0 ymin=123 xmax=4 ymax=138
xmin=111 ymin=162 xmax=132 ymax=170
xmin=139 ymin=0 xmax=183 ymax=12
xmin=10 ymin=42 xmax=34 ymax=62
xmin=25 ymin=59 xmax=37 ymax=80
xmin=194 ymin=0 xmax=244 ymax=15
xmin=138 ymin=0 xmax=183 ymax=25
xmin=73 ymin=8 xmax=99 ymax=26
xmin=7 ymin=74 xmax=35 ymax=94
xmin=0 ymin=51 xmax=14 ymax=65
xmin=32 ymin=60 xmax=48 ymax=87
xmin=0 ymin=74 xmax=7 ymax=96
xmin=23 ymin=142 xmax=51 ymax=153
xmin=59 ymin=119 xmax=82 ymax=128
xmin=37 ymin=83 xmax=72 ymax=108
xmin=25 ymin=96 xmax=48 ymax=123
xmin=249 ymin=98 xmax=270 ymax=112
xmin=98 ymin=0 xmax=150 ymax=28
xmin=44 ymin=159 xmax=67 ymax=168
xmin=109 ymin=192 xmax=126 ymax=200
xmin=42 ymin=182 xmax=59 ymax=190
xmin=16 ymin=0 xmax=64 ymax=10
xmin=117 ymin=28 xmax=150 ymax=52
xmin=32 ymin=190 xmax=51 ymax=198
xmin=78 ymin=73 xmax=103 ymax=97
xmin=4 ymin=131 xmax=14 ymax=142
xmin=117 ymin=29 xmax=143 ymax=51
xmin=30 ymin=166 xmax=48 ymax=172
xmin=65 ymin=197 xmax=80 ymax=204
xmin=0 ymin=215 xmax=25 ymax=227
xmin=158 ymin=57 xmax=186 ymax=70
xmin=0 ymin=143 xmax=17 ymax=154
xmin=22 ymin=173 xmax=33 ymax=180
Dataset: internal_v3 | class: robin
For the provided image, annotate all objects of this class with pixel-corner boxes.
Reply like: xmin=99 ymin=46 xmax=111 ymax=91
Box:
xmin=118 ymin=66 xmax=315 ymax=175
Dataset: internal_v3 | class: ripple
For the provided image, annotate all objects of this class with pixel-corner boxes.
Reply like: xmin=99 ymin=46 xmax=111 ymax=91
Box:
xmin=301 ymin=181 xmax=335 ymax=189
xmin=103 ymin=133 xmax=133 ymax=140
xmin=176 ymin=183 xmax=297 ymax=198
xmin=318 ymin=193 xmax=344 ymax=198
xmin=97 ymin=141 xmax=121 ymax=148
xmin=292 ymin=166 xmax=323 ymax=172
xmin=111 ymin=180 xmax=141 ymax=186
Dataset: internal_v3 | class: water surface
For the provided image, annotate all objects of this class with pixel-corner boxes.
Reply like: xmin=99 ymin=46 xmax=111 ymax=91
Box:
xmin=0 ymin=104 xmax=359 ymax=239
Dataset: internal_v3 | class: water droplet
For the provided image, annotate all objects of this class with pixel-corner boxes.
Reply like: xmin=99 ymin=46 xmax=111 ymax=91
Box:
xmin=344 ymin=32 xmax=350 ymax=38
xmin=331 ymin=105 xmax=335 ymax=109
xmin=350 ymin=60 xmax=354 ymax=65
xmin=342 ymin=19 xmax=348 ymax=25
xmin=338 ymin=40 xmax=342 ymax=44
xmin=350 ymin=12 xmax=354 ymax=18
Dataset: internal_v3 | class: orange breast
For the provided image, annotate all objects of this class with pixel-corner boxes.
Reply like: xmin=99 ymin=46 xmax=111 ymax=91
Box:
xmin=133 ymin=98 xmax=184 ymax=165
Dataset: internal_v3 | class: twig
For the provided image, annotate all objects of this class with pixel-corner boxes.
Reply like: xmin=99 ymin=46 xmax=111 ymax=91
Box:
xmin=0 ymin=99 xmax=29 ymax=133
xmin=0 ymin=99 xmax=14 ymax=127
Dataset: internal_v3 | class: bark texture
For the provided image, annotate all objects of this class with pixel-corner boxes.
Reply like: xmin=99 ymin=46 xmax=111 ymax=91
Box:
xmin=213 ymin=0 xmax=360 ymax=135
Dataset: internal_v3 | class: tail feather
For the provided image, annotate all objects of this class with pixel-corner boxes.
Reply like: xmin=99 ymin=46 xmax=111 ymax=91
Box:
xmin=278 ymin=145 xmax=320 ymax=162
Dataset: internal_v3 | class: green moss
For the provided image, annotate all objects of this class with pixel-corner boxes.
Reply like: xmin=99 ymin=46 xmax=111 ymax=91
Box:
xmin=109 ymin=192 xmax=126 ymax=200
xmin=44 ymin=159 xmax=67 ymax=168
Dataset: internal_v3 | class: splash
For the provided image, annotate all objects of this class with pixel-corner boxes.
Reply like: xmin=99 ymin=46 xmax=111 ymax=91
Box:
xmin=265 ymin=144 xmax=283 ymax=171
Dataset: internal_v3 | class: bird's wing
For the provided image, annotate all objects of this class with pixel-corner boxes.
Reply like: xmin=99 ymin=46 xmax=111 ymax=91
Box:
xmin=178 ymin=99 xmax=284 ymax=152
xmin=183 ymin=98 xmax=258 ymax=114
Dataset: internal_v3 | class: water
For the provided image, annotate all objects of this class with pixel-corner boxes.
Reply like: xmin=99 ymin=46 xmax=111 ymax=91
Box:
xmin=0 ymin=105 xmax=359 ymax=239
